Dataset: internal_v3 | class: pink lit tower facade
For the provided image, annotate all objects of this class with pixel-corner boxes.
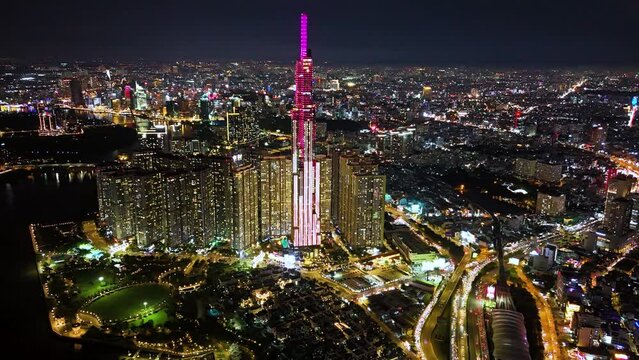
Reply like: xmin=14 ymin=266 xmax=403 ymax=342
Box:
xmin=292 ymin=13 xmax=320 ymax=247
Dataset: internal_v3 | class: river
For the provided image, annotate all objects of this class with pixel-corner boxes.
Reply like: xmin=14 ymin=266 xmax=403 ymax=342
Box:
xmin=2 ymin=168 xmax=126 ymax=359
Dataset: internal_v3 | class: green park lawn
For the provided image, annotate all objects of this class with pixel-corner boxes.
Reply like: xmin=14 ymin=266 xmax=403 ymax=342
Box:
xmin=83 ymin=284 xmax=170 ymax=323
xmin=74 ymin=268 xmax=117 ymax=299
xmin=130 ymin=309 xmax=170 ymax=328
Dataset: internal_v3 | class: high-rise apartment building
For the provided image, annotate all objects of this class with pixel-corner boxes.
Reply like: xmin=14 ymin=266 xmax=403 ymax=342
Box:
xmin=231 ymin=164 xmax=259 ymax=251
xmin=226 ymin=106 xmax=261 ymax=145
xmin=260 ymin=155 xmax=293 ymax=239
xmin=604 ymin=198 xmax=633 ymax=237
xmin=317 ymin=154 xmax=332 ymax=232
xmin=97 ymin=171 xmax=136 ymax=240
xmin=604 ymin=175 xmax=636 ymax=238
xmin=98 ymin=166 xmax=226 ymax=249
xmin=164 ymin=171 xmax=205 ymax=247
xmin=336 ymin=154 xmax=386 ymax=248
xmin=514 ymin=158 xmax=537 ymax=179
xmin=131 ymin=172 xmax=165 ymax=247
xmin=201 ymin=156 xmax=234 ymax=242
xmin=535 ymin=162 xmax=562 ymax=183
xmin=536 ymin=192 xmax=566 ymax=217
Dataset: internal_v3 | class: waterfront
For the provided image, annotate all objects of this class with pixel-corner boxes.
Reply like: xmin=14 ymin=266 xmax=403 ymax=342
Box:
xmin=2 ymin=168 xmax=125 ymax=359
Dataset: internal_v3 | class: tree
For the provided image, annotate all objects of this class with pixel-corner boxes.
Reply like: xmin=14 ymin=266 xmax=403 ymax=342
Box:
xmin=228 ymin=343 xmax=241 ymax=360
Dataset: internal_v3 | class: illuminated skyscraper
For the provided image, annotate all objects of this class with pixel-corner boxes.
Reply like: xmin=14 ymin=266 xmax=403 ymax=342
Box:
xmin=133 ymin=82 xmax=149 ymax=111
xmin=227 ymin=107 xmax=261 ymax=145
xmin=199 ymin=93 xmax=211 ymax=120
xmin=603 ymin=199 xmax=633 ymax=238
xmin=260 ymin=155 xmax=293 ymax=239
xmin=337 ymin=154 xmax=386 ymax=248
xmin=231 ymin=164 xmax=259 ymax=251
xmin=317 ymin=154 xmax=332 ymax=232
xmin=292 ymin=13 xmax=320 ymax=247
xmin=97 ymin=171 xmax=136 ymax=240
xmin=604 ymin=175 xmax=636 ymax=239
xmin=164 ymin=171 xmax=207 ymax=247
xmin=202 ymin=156 xmax=234 ymax=242
xmin=97 ymin=166 xmax=224 ymax=248
xmin=132 ymin=172 xmax=166 ymax=247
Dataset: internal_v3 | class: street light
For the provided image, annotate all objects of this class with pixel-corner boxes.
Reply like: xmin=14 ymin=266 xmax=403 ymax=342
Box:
xmin=98 ymin=276 xmax=104 ymax=282
xmin=143 ymin=301 xmax=148 ymax=308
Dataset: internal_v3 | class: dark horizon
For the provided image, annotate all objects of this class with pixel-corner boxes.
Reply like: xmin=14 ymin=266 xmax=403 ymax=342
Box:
xmin=2 ymin=0 xmax=639 ymax=66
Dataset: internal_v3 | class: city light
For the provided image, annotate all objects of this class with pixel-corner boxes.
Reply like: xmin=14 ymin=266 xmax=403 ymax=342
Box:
xmin=4 ymin=6 xmax=639 ymax=360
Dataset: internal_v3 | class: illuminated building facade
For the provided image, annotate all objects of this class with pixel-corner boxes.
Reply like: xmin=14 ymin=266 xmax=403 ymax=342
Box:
xmin=514 ymin=158 xmax=537 ymax=179
xmin=316 ymin=154 xmax=332 ymax=232
xmin=604 ymin=175 xmax=636 ymax=238
xmin=535 ymin=161 xmax=562 ymax=183
xmin=291 ymin=13 xmax=320 ymax=247
xmin=131 ymin=172 xmax=165 ymax=247
xmin=260 ymin=155 xmax=293 ymax=239
xmin=536 ymin=192 xmax=566 ymax=217
xmin=604 ymin=199 xmax=633 ymax=237
xmin=133 ymin=82 xmax=149 ymax=111
xmin=199 ymin=93 xmax=211 ymax=120
xmin=338 ymin=154 xmax=386 ymax=248
xmin=164 ymin=171 xmax=205 ymax=247
xmin=201 ymin=156 xmax=234 ymax=242
xmin=231 ymin=164 xmax=259 ymax=251
xmin=330 ymin=147 xmax=355 ymax=225
xmin=422 ymin=86 xmax=432 ymax=99
xmin=97 ymin=171 xmax=136 ymax=240
xmin=335 ymin=150 xmax=358 ymax=227
xmin=97 ymin=166 xmax=226 ymax=248
xmin=226 ymin=106 xmax=260 ymax=145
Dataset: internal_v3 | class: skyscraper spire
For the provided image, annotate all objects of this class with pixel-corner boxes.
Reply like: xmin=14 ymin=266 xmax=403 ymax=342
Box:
xmin=300 ymin=13 xmax=308 ymax=59
xmin=292 ymin=13 xmax=320 ymax=247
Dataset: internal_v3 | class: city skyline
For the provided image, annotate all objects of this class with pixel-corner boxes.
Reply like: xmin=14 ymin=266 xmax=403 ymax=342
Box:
xmin=2 ymin=0 xmax=639 ymax=66
xmin=2 ymin=3 xmax=639 ymax=360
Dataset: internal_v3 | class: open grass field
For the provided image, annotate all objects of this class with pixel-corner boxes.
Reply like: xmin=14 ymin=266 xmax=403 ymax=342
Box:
xmin=129 ymin=309 xmax=170 ymax=327
xmin=74 ymin=267 xmax=117 ymax=299
xmin=83 ymin=284 xmax=170 ymax=323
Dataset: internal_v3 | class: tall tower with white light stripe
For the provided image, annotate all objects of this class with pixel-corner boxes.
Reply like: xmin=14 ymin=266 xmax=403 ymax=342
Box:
xmin=291 ymin=13 xmax=320 ymax=247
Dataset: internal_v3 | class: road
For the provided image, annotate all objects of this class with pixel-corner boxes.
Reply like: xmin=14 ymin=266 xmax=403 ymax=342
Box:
xmin=467 ymin=270 xmax=494 ymax=360
xmin=514 ymin=266 xmax=562 ymax=360
xmin=453 ymin=220 xmax=599 ymax=360
xmin=451 ymin=235 xmax=558 ymax=360
xmin=559 ymin=78 xmax=587 ymax=99
xmin=416 ymin=249 xmax=471 ymax=360
xmin=386 ymin=204 xmax=467 ymax=359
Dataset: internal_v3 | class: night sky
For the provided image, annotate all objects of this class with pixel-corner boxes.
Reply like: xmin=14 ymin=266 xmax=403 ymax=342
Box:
xmin=3 ymin=0 xmax=638 ymax=66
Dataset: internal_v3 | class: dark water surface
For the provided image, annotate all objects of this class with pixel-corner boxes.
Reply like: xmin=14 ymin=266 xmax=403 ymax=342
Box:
xmin=1 ymin=168 xmax=124 ymax=359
